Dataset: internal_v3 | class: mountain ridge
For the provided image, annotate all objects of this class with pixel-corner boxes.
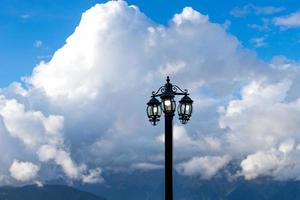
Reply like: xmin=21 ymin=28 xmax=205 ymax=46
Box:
xmin=0 ymin=184 xmax=105 ymax=200
xmin=2 ymin=171 xmax=300 ymax=200
xmin=75 ymin=170 xmax=300 ymax=200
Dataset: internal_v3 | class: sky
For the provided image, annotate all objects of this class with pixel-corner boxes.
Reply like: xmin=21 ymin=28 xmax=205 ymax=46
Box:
xmin=1 ymin=0 xmax=300 ymax=185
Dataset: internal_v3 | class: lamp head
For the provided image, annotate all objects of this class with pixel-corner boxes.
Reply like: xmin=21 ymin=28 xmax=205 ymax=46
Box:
xmin=178 ymin=94 xmax=193 ymax=124
xmin=147 ymin=96 xmax=162 ymax=126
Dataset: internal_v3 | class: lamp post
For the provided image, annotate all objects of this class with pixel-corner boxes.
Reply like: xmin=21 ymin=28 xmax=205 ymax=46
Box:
xmin=146 ymin=76 xmax=193 ymax=200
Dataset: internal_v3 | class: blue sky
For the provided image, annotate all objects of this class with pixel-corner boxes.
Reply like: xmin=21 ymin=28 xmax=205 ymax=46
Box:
xmin=0 ymin=0 xmax=299 ymax=87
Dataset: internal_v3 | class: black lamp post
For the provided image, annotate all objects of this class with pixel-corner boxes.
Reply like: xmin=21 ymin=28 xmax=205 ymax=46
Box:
xmin=146 ymin=76 xmax=193 ymax=200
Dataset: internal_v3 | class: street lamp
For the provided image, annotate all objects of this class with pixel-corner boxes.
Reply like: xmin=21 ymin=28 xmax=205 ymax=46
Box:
xmin=146 ymin=76 xmax=193 ymax=200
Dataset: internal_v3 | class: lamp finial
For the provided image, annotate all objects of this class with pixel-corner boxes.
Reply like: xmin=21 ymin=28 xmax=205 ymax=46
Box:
xmin=166 ymin=76 xmax=170 ymax=83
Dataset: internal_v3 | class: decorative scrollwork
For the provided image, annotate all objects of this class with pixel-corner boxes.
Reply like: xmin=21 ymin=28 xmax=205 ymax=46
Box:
xmin=172 ymin=85 xmax=188 ymax=95
xmin=152 ymin=86 xmax=166 ymax=97
xmin=151 ymin=79 xmax=189 ymax=97
xmin=172 ymin=86 xmax=177 ymax=92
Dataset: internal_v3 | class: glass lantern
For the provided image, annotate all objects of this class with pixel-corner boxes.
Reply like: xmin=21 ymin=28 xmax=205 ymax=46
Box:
xmin=160 ymin=93 xmax=176 ymax=114
xmin=178 ymin=95 xmax=193 ymax=124
xmin=147 ymin=96 xmax=162 ymax=125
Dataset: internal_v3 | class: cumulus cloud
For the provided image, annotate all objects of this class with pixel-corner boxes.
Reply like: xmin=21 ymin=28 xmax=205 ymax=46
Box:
xmin=220 ymin=80 xmax=300 ymax=180
xmin=0 ymin=0 xmax=300 ymax=184
xmin=0 ymin=96 xmax=64 ymax=148
xmin=0 ymin=95 xmax=102 ymax=183
xmin=20 ymin=0 xmax=261 ymax=177
xmin=239 ymin=139 xmax=300 ymax=180
xmin=173 ymin=7 xmax=209 ymax=26
xmin=38 ymin=145 xmax=83 ymax=179
xmin=220 ymin=80 xmax=300 ymax=154
xmin=240 ymin=149 xmax=284 ymax=180
xmin=9 ymin=160 xmax=39 ymax=182
xmin=176 ymin=155 xmax=231 ymax=179
xmin=157 ymin=125 xmax=222 ymax=158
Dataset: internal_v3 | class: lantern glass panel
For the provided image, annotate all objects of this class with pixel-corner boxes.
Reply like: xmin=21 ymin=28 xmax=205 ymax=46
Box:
xmin=153 ymin=106 xmax=158 ymax=114
xmin=147 ymin=106 xmax=152 ymax=117
xmin=154 ymin=105 xmax=161 ymax=116
xmin=162 ymin=98 xmax=175 ymax=113
xmin=178 ymin=103 xmax=186 ymax=115
xmin=185 ymin=104 xmax=192 ymax=115
xmin=164 ymin=99 xmax=171 ymax=110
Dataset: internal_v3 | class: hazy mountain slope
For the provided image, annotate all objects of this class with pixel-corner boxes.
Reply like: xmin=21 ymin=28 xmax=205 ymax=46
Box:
xmin=2 ymin=174 xmax=300 ymax=200
xmin=75 ymin=170 xmax=300 ymax=200
xmin=227 ymin=180 xmax=300 ymax=200
xmin=0 ymin=185 xmax=105 ymax=200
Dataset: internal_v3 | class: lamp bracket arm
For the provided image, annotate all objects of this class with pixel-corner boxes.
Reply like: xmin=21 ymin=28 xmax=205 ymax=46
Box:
xmin=172 ymin=85 xmax=189 ymax=96
xmin=152 ymin=86 xmax=166 ymax=97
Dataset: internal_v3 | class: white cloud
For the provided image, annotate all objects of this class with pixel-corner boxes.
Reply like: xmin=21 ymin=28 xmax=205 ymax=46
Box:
xmin=250 ymin=37 xmax=267 ymax=48
xmin=16 ymin=1 xmax=262 ymax=180
xmin=248 ymin=18 xmax=271 ymax=32
xmin=25 ymin=0 xmax=262 ymax=103
xmin=131 ymin=162 xmax=164 ymax=171
xmin=37 ymin=55 xmax=52 ymax=60
xmin=81 ymin=168 xmax=104 ymax=183
xmin=240 ymin=149 xmax=284 ymax=180
xmin=157 ymin=125 xmax=222 ymax=156
xmin=274 ymin=12 xmax=300 ymax=28
xmin=0 ymin=96 xmax=64 ymax=148
xmin=253 ymin=6 xmax=284 ymax=15
xmin=0 ymin=95 xmax=102 ymax=183
xmin=219 ymin=80 xmax=300 ymax=153
xmin=173 ymin=7 xmax=209 ymax=26
xmin=220 ymin=80 xmax=300 ymax=180
xmin=37 ymin=145 xmax=103 ymax=183
xmin=35 ymin=180 xmax=44 ymax=187
xmin=159 ymin=61 xmax=186 ymax=77
xmin=9 ymin=160 xmax=39 ymax=182
xmin=269 ymin=55 xmax=296 ymax=70
xmin=37 ymin=145 xmax=83 ymax=179
xmin=222 ymin=20 xmax=231 ymax=30
xmin=230 ymin=4 xmax=284 ymax=17
xmin=239 ymin=139 xmax=300 ymax=180
xmin=176 ymin=155 xmax=231 ymax=179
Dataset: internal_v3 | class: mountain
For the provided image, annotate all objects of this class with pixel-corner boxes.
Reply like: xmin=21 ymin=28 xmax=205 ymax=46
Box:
xmin=0 ymin=184 xmax=105 ymax=200
xmin=2 ymin=173 xmax=300 ymax=200
xmin=227 ymin=180 xmax=300 ymax=200
xmin=74 ymin=170 xmax=300 ymax=200
xmin=8 ymin=170 xmax=300 ymax=200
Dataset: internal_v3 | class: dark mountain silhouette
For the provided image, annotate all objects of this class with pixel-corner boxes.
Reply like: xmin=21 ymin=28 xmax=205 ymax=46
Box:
xmin=75 ymin=170 xmax=300 ymax=200
xmin=4 ymin=170 xmax=300 ymax=200
xmin=0 ymin=184 xmax=105 ymax=200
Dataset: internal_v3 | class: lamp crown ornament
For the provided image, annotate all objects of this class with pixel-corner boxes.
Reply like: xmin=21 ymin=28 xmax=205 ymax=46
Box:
xmin=146 ymin=76 xmax=193 ymax=125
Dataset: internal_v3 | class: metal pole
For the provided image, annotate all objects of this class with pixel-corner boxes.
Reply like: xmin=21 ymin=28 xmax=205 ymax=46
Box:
xmin=165 ymin=113 xmax=173 ymax=200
